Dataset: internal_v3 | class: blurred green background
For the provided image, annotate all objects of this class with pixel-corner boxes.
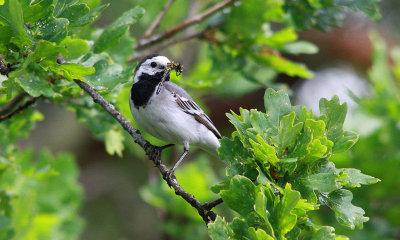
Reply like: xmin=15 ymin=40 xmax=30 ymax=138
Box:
xmin=14 ymin=0 xmax=400 ymax=239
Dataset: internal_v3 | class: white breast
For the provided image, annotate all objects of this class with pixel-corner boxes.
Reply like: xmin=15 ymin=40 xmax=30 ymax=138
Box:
xmin=129 ymin=89 xmax=220 ymax=152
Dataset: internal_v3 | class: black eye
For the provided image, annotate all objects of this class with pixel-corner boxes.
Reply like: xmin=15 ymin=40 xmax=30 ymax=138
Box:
xmin=150 ymin=62 xmax=157 ymax=68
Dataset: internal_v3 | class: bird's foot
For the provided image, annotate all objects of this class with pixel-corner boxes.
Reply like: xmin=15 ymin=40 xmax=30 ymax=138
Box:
xmin=163 ymin=169 xmax=176 ymax=187
xmin=146 ymin=144 xmax=174 ymax=162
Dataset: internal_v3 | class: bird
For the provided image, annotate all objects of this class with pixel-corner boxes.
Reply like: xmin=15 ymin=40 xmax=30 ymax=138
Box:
xmin=129 ymin=54 xmax=221 ymax=180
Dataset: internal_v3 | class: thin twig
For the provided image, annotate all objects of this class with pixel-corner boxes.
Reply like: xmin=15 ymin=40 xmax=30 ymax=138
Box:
xmin=0 ymin=93 xmax=27 ymax=115
xmin=203 ymin=198 xmax=223 ymax=210
xmin=129 ymin=21 xmax=223 ymax=63
xmin=141 ymin=0 xmax=176 ymax=39
xmin=136 ymin=0 xmax=233 ymax=50
xmin=0 ymin=97 xmax=37 ymax=122
xmin=73 ymin=79 xmax=219 ymax=224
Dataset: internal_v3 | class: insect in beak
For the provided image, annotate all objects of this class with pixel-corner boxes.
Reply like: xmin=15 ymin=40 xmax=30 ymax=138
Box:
xmin=166 ymin=62 xmax=184 ymax=76
xmin=156 ymin=62 xmax=184 ymax=95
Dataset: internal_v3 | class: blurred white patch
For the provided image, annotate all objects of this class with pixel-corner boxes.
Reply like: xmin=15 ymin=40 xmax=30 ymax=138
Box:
xmin=295 ymin=66 xmax=381 ymax=135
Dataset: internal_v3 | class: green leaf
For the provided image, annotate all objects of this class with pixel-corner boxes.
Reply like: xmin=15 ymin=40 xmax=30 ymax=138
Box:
xmin=37 ymin=17 xmax=69 ymax=43
xmin=318 ymin=95 xmax=357 ymax=153
xmin=248 ymin=227 xmax=274 ymax=240
xmin=336 ymin=0 xmax=381 ymax=19
xmin=84 ymin=59 xmax=134 ymax=91
xmin=272 ymin=183 xmax=300 ymax=238
xmin=254 ymin=190 xmax=275 ymax=237
xmin=21 ymin=40 xmax=67 ymax=69
xmin=9 ymin=0 xmax=32 ymax=49
xmin=338 ymin=168 xmax=380 ymax=188
xmin=271 ymin=112 xmax=303 ymax=154
xmin=69 ymin=3 xmax=108 ymax=27
xmin=93 ymin=7 xmax=144 ymax=53
xmin=305 ymin=226 xmax=336 ymax=240
xmin=283 ymin=41 xmax=319 ymax=55
xmin=227 ymin=108 xmax=253 ymax=142
xmin=53 ymin=0 xmax=78 ymax=17
xmin=218 ymin=136 xmax=258 ymax=179
xmin=22 ymin=0 xmax=53 ymax=23
xmin=258 ymin=53 xmax=313 ymax=78
xmin=284 ymin=1 xmax=344 ymax=31
xmin=249 ymin=135 xmax=279 ymax=166
xmin=15 ymin=76 xmax=59 ymax=97
xmin=59 ymin=3 xmax=89 ymax=24
xmin=208 ymin=216 xmax=233 ymax=240
xmin=320 ymin=189 xmax=369 ymax=229
xmin=59 ymin=37 xmax=89 ymax=60
xmin=292 ymin=173 xmax=337 ymax=204
xmin=104 ymin=128 xmax=125 ymax=157
xmin=40 ymin=60 xmax=94 ymax=80
xmin=264 ymin=89 xmax=293 ymax=127
xmin=256 ymin=27 xmax=297 ymax=48
xmin=0 ymin=25 xmax=12 ymax=52
xmin=220 ymin=175 xmax=256 ymax=216
xmin=331 ymin=130 xmax=358 ymax=153
xmin=305 ymin=119 xmax=325 ymax=139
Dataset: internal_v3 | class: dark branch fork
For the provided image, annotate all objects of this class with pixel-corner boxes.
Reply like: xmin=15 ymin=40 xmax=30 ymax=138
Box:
xmin=135 ymin=0 xmax=233 ymax=50
xmin=129 ymin=21 xmax=223 ymax=63
xmin=141 ymin=0 xmax=176 ymax=39
xmin=0 ymin=96 xmax=38 ymax=122
xmin=0 ymin=93 xmax=27 ymax=115
xmin=73 ymin=79 xmax=222 ymax=224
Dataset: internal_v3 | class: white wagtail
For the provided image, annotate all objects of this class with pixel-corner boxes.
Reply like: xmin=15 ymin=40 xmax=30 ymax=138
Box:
xmin=129 ymin=54 xmax=221 ymax=179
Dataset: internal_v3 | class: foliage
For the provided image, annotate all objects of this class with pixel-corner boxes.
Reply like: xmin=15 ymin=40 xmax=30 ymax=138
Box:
xmin=328 ymin=33 xmax=400 ymax=239
xmin=206 ymin=89 xmax=379 ymax=239
xmin=0 ymin=0 xmax=383 ymax=239
xmin=0 ymin=0 xmax=144 ymax=238
xmin=0 ymin=148 xmax=83 ymax=240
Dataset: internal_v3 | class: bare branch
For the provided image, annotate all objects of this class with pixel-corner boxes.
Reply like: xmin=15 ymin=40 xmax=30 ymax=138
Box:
xmin=0 ymin=93 xmax=27 ymax=115
xmin=73 ymin=79 xmax=220 ymax=224
xmin=136 ymin=0 xmax=233 ymax=50
xmin=141 ymin=0 xmax=176 ymax=39
xmin=0 ymin=96 xmax=37 ymax=122
xmin=203 ymin=198 xmax=223 ymax=210
xmin=129 ymin=21 xmax=223 ymax=63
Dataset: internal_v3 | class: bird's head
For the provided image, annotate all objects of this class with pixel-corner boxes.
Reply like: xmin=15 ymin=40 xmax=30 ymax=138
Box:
xmin=133 ymin=54 xmax=171 ymax=83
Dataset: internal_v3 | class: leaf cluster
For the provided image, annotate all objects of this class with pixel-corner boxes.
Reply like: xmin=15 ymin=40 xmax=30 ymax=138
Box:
xmin=190 ymin=0 xmax=381 ymax=93
xmin=327 ymin=33 xmax=400 ymax=238
xmin=208 ymin=89 xmax=379 ymax=239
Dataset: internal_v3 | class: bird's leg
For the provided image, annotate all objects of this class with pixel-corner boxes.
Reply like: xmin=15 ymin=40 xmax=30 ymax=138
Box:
xmin=146 ymin=143 xmax=174 ymax=162
xmin=167 ymin=142 xmax=189 ymax=180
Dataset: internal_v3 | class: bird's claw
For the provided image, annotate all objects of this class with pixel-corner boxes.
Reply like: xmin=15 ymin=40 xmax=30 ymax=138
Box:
xmin=163 ymin=170 xmax=176 ymax=187
xmin=146 ymin=144 xmax=174 ymax=162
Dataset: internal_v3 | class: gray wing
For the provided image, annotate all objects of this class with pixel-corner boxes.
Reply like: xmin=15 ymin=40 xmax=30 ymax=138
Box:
xmin=164 ymin=82 xmax=222 ymax=139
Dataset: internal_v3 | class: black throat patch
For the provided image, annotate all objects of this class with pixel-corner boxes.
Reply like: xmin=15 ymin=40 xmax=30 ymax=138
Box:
xmin=131 ymin=72 xmax=169 ymax=108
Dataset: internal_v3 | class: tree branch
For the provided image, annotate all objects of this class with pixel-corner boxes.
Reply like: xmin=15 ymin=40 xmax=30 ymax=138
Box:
xmin=0 ymin=93 xmax=27 ymax=115
xmin=129 ymin=21 xmax=223 ymax=63
xmin=136 ymin=0 xmax=233 ymax=50
xmin=203 ymin=198 xmax=223 ymax=210
xmin=141 ymin=0 xmax=176 ymax=39
xmin=73 ymin=79 xmax=219 ymax=224
xmin=0 ymin=96 xmax=37 ymax=122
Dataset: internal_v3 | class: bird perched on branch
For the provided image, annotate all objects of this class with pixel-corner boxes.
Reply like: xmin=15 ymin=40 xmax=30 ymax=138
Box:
xmin=129 ymin=54 xmax=221 ymax=180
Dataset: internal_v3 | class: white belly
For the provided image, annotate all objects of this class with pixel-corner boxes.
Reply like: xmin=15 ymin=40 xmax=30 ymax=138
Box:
xmin=129 ymin=90 xmax=220 ymax=152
